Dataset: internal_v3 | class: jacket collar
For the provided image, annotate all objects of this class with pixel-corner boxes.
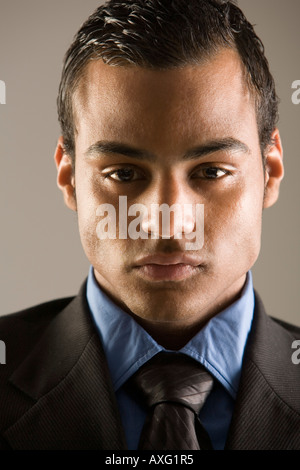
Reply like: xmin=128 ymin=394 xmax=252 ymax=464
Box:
xmin=5 ymin=282 xmax=127 ymax=450
xmin=225 ymin=292 xmax=300 ymax=449
xmin=4 ymin=285 xmax=300 ymax=450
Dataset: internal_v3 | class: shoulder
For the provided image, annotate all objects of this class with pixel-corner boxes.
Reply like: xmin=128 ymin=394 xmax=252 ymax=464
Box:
xmin=0 ymin=296 xmax=75 ymax=368
xmin=253 ymin=291 xmax=300 ymax=340
xmin=271 ymin=317 xmax=300 ymax=338
xmin=0 ymin=296 xmax=75 ymax=334
xmin=250 ymin=292 xmax=300 ymax=389
xmin=250 ymin=291 xmax=300 ymax=375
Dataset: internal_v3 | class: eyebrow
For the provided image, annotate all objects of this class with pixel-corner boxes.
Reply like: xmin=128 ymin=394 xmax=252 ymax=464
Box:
xmin=84 ymin=137 xmax=250 ymax=161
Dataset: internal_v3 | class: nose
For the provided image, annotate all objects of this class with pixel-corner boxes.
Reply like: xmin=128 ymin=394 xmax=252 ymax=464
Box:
xmin=140 ymin=177 xmax=196 ymax=239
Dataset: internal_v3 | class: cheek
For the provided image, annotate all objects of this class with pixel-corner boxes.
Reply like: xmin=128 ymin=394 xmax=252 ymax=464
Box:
xmin=74 ymin=175 xmax=132 ymax=270
xmin=204 ymin=178 xmax=264 ymax=262
xmin=77 ymin=202 xmax=123 ymax=274
xmin=74 ymin=174 xmax=102 ymax=255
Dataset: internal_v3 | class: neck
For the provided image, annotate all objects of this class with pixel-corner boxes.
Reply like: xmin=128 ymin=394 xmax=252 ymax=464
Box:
xmin=133 ymin=317 xmax=209 ymax=350
xmin=130 ymin=280 xmax=246 ymax=350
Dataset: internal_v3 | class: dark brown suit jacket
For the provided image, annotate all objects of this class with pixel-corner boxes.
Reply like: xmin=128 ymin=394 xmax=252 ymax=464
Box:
xmin=0 ymin=282 xmax=299 ymax=450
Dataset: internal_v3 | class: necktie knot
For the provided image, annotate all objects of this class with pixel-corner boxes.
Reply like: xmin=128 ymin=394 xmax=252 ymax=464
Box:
xmin=128 ymin=352 xmax=214 ymax=450
xmin=132 ymin=352 xmax=213 ymax=414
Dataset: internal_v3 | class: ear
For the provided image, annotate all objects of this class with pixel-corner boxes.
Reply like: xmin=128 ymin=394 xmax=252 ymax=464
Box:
xmin=263 ymin=128 xmax=284 ymax=209
xmin=54 ymin=136 xmax=77 ymax=211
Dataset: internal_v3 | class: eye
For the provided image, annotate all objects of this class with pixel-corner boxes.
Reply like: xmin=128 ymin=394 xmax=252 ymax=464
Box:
xmin=104 ymin=167 xmax=144 ymax=182
xmin=191 ymin=166 xmax=229 ymax=180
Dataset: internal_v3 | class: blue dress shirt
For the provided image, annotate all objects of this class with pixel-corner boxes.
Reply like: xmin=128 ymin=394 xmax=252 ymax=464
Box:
xmin=86 ymin=267 xmax=254 ymax=450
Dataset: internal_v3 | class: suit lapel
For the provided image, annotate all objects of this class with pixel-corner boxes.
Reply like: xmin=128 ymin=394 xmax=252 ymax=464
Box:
xmin=4 ymin=283 xmax=127 ymax=450
xmin=225 ymin=293 xmax=300 ymax=450
xmin=4 ymin=284 xmax=299 ymax=450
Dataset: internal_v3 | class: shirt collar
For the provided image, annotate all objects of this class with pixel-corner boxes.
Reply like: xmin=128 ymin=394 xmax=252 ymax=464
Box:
xmin=86 ymin=267 xmax=254 ymax=399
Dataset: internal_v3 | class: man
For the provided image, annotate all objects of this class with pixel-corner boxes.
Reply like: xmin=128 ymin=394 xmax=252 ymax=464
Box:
xmin=0 ymin=0 xmax=299 ymax=450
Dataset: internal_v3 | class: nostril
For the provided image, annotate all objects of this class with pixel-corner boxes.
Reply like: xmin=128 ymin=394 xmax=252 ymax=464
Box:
xmin=140 ymin=203 xmax=198 ymax=239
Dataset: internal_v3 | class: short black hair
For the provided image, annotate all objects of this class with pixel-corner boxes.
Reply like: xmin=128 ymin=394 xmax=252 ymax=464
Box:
xmin=57 ymin=0 xmax=279 ymax=164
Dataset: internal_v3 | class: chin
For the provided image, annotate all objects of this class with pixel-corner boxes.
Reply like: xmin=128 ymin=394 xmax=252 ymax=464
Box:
xmin=134 ymin=296 xmax=198 ymax=322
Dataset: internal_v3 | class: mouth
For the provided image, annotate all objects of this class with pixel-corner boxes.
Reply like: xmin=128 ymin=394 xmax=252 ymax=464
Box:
xmin=133 ymin=253 xmax=204 ymax=282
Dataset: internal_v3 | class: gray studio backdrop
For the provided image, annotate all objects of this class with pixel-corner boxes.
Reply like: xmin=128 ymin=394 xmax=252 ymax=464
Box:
xmin=0 ymin=0 xmax=299 ymax=325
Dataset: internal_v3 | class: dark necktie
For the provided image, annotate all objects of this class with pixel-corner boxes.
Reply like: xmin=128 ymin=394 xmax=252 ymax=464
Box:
xmin=128 ymin=352 xmax=214 ymax=450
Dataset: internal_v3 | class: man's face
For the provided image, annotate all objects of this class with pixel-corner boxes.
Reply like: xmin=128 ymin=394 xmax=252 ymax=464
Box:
xmin=60 ymin=49 xmax=280 ymax=329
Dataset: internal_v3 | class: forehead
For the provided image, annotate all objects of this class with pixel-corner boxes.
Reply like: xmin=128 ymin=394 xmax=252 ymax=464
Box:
xmin=73 ymin=48 xmax=256 ymax=151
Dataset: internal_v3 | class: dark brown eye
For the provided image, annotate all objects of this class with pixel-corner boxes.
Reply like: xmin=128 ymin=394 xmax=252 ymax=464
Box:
xmin=192 ymin=167 xmax=228 ymax=179
xmin=107 ymin=168 xmax=141 ymax=182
